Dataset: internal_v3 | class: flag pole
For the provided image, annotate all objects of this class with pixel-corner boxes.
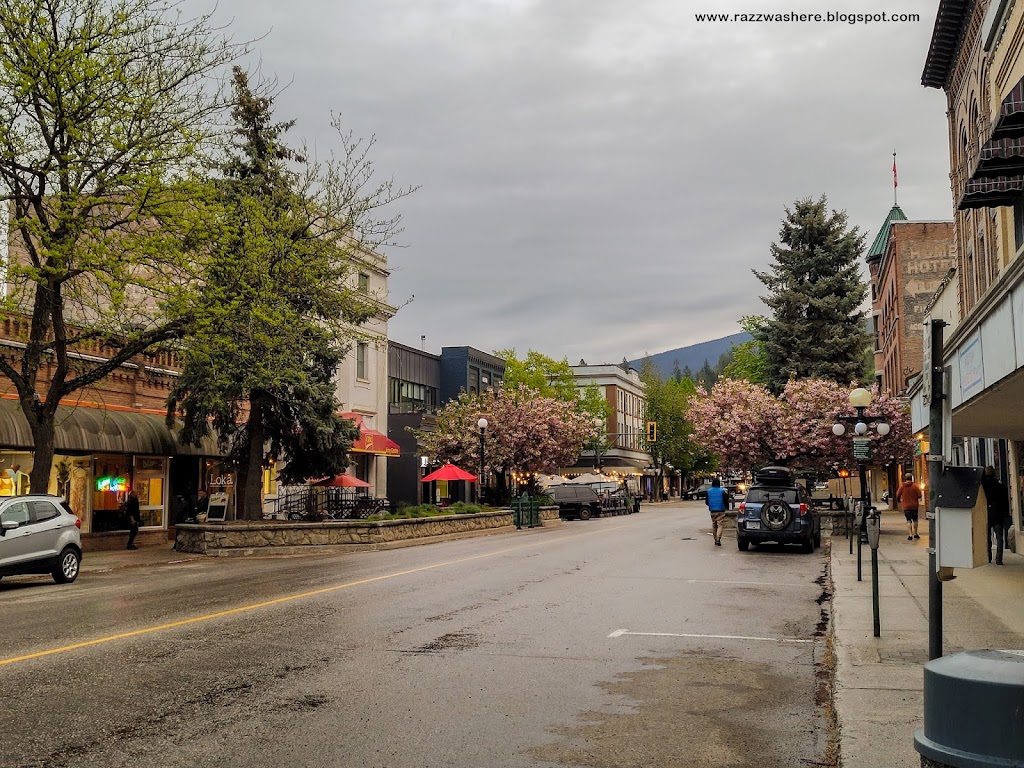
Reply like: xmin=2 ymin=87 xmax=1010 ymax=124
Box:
xmin=893 ymin=149 xmax=898 ymax=206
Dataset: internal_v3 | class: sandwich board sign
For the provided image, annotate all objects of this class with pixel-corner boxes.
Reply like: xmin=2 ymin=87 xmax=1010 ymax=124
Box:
xmin=206 ymin=492 xmax=230 ymax=522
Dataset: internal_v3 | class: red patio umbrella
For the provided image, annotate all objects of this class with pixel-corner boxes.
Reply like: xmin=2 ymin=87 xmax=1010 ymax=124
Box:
xmin=421 ymin=463 xmax=478 ymax=483
xmin=314 ymin=474 xmax=371 ymax=488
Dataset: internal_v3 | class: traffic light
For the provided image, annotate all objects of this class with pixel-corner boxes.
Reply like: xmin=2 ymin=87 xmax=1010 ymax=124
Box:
xmin=838 ymin=469 xmax=850 ymax=478
xmin=646 ymin=421 xmax=657 ymax=442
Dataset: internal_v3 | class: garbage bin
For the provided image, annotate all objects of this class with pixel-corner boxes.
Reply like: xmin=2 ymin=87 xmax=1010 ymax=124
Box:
xmin=914 ymin=650 xmax=1024 ymax=766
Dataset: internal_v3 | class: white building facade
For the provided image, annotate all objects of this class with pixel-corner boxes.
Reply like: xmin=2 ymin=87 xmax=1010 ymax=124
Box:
xmin=567 ymin=363 xmax=650 ymax=480
xmin=333 ymin=248 xmax=398 ymax=497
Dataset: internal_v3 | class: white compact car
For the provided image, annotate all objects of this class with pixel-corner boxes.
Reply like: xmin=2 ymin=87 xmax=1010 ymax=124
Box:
xmin=0 ymin=495 xmax=83 ymax=584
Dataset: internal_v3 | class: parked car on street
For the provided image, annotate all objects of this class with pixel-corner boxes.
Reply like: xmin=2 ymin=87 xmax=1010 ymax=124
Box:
xmin=0 ymin=495 xmax=83 ymax=583
xmin=683 ymin=481 xmax=714 ymax=500
xmin=546 ymin=485 xmax=603 ymax=520
xmin=735 ymin=466 xmax=821 ymax=553
xmin=727 ymin=480 xmax=747 ymax=506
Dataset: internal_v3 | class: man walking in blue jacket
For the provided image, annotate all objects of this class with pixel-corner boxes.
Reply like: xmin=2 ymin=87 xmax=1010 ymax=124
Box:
xmin=706 ymin=478 xmax=730 ymax=546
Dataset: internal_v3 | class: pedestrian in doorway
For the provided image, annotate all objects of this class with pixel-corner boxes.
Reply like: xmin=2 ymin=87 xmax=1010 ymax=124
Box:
xmin=982 ymin=466 xmax=1010 ymax=565
xmin=895 ymin=475 xmax=922 ymax=540
xmin=194 ymin=488 xmax=209 ymax=518
xmin=706 ymin=478 xmax=729 ymax=547
xmin=125 ymin=490 xmax=141 ymax=549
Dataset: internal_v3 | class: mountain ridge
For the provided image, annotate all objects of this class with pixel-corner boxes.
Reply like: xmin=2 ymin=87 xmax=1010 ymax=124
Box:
xmin=628 ymin=332 xmax=753 ymax=379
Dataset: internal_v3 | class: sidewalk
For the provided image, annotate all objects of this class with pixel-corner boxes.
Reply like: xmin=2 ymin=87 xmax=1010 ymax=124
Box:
xmin=80 ymin=543 xmax=204 ymax=574
xmin=831 ymin=508 xmax=1024 ymax=767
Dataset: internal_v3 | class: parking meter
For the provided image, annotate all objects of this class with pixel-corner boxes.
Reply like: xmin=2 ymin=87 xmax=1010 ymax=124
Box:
xmin=853 ymin=501 xmax=864 ymax=529
xmin=866 ymin=506 xmax=881 ymax=550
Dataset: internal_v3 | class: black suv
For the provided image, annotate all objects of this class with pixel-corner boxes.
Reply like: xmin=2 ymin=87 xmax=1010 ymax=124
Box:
xmin=735 ymin=466 xmax=821 ymax=553
xmin=546 ymin=485 xmax=603 ymax=520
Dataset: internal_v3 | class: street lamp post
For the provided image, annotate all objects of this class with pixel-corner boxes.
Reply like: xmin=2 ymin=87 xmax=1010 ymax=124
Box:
xmin=477 ymin=418 xmax=488 ymax=504
xmin=832 ymin=387 xmax=890 ymax=638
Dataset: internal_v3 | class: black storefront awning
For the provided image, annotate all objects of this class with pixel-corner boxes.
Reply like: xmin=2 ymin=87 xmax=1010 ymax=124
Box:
xmin=957 ymin=175 xmax=1024 ymax=210
xmin=992 ymin=76 xmax=1024 ymax=140
xmin=0 ymin=399 xmax=222 ymax=455
xmin=972 ymin=136 xmax=1024 ymax=178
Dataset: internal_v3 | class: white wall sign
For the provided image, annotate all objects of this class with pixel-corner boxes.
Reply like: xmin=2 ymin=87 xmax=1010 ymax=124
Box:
xmin=959 ymin=332 xmax=984 ymax=402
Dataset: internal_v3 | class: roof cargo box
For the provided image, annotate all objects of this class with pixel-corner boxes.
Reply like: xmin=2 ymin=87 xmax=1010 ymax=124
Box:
xmin=754 ymin=466 xmax=794 ymax=485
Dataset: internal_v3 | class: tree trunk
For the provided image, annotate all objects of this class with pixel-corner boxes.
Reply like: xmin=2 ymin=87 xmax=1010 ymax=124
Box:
xmin=239 ymin=393 xmax=268 ymax=521
xmin=495 ymin=470 xmax=509 ymax=506
xmin=25 ymin=403 xmax=57 ymax=495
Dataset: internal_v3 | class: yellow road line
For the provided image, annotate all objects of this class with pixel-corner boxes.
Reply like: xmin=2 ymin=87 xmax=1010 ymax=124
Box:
xmin=0 ymin=523 xmax=625 ymax=667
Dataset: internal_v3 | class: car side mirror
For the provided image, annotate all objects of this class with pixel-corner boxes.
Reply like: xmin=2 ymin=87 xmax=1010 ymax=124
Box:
xmin=1 ymin=519 xmax=17 ymax=534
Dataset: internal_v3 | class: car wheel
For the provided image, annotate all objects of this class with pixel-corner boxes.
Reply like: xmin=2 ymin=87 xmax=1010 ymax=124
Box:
xmin=761 ymin=501 xmax=792 ymax=531
xmin=577 ymin=506 xmax=593 ymax=521
xmin=801 ymin=537 xmax=814 ymax=554
xmin=737 ymin=537 xmax=749 ymax=551
xmin=52 ymin=547 xmax=81 ymax=584
xmin=814 ymin=525 xmax=822 ymax=548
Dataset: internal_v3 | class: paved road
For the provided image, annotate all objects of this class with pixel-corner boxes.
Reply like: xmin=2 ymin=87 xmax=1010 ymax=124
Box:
xmin=1 ymin=503 xmax=832 ymax=768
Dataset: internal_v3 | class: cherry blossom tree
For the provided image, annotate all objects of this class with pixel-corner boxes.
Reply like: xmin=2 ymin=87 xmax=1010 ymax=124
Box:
xmin=689 ymin=378 xmax=913 ymax=474
xmin=413 ymin=384 xmax=598 ymax=502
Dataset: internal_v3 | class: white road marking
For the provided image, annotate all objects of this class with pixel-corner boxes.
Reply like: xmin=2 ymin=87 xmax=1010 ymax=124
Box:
xmin=685 ymin=579 xmax=805 ymax=587
xmin=608 ymin=628 xmax=812 ymax=644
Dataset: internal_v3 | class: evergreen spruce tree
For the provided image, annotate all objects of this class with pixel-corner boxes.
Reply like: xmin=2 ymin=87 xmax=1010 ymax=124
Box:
xmin=169 ymin=68 xmax=409 ymax=518
xmin=697 ymin=359 xmax=717 ymax=388
xmin=753 ymin=196 xmax=870 ymax=394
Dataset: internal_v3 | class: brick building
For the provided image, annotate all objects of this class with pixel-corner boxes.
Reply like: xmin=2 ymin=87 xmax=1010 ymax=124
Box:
xmin=0 ymin=314 xmax=223 ymax=544
xmin=866 ymin=207 xmax=955 ymax=396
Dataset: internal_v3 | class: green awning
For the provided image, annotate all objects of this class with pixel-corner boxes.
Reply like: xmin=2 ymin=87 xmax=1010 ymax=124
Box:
xmin=0 ymin=399 xmax=223 ymax=456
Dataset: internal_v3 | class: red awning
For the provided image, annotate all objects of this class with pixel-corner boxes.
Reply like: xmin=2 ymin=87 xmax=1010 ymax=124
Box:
xmin=340 ymin=412 xmax=401 ymax=457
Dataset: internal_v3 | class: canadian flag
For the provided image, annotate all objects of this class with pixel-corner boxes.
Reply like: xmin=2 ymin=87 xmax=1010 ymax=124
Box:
xmin=893 ymin=156 xmax=898 ymax=188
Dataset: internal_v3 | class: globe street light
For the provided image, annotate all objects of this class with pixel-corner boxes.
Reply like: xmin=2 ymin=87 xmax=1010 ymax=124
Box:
xmin=477 ymin=418 xmax=488 ymax=503
xmin=832 ymin=387 xmax=889 ymax=638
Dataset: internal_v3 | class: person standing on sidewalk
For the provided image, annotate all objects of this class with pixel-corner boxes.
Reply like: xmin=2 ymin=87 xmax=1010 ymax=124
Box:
xmin=125 ymin=490 xmax=141 ymax=550
xmin=895 ymin=475 xmax=922 ymax=541
xmin=705 ymin=478 xmax=729 ymax=547
xmin=982 ymin=466 xmax=1010 ymax=565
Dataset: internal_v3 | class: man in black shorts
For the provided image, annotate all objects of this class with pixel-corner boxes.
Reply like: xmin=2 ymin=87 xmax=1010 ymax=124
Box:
xmin=895 ymin=475 xmax=922 ymax=540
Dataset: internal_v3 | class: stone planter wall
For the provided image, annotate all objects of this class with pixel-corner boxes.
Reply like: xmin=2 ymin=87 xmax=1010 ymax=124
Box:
xmin=175 ymin=507 xmax=560 ymax=555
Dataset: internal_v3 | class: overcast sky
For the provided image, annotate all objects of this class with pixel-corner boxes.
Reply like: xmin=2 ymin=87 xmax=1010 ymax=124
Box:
xmin=202 ymin=0 xmax=951 ymax=364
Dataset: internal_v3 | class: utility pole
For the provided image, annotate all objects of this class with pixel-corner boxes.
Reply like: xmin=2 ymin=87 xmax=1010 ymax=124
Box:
xmin=927 ymin=318 xmax=947 ymax=660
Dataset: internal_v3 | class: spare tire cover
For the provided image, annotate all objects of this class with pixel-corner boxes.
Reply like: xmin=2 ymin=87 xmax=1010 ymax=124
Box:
xmin=761 ymin=501 xmax=792 ymax=531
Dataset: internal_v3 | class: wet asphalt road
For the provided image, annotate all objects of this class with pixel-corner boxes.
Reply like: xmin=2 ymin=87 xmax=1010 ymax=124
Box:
xmin=0 ymin=503 xmax=832 ymax=768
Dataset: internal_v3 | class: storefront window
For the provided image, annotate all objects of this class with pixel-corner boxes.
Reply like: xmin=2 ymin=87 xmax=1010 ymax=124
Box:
xmin=53 ymin=456 xmax=92 ymax=529
xmin=262 ymin=462 xmax=279 ymax=517
xmin=0 ymin=453 xmax=32 ymax=496
xmin=203 ymin=459 xmax=237 ymax=520
xmin=135 ymin=456 xmax=167 ymax=527
xmin=92 ymin=454 xmax=131 ymax=532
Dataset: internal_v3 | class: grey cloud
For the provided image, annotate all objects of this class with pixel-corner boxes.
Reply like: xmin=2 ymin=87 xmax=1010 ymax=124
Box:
xmin=193 ymin=0 xmax=952 ymax=362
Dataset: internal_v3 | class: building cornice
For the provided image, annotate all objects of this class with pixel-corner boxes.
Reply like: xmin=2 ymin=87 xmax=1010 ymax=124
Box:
xmin=923 ymin=0 xmax=976 ymax=88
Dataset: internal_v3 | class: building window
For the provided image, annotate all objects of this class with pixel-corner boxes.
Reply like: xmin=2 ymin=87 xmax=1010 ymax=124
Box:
xmin=1014 ymin=196 xmax=1024 ymax=253
xmin=356 ymin=342 xmax=368 ymax=380
xmin=358 ymin=272 xmax=369 ymax=292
